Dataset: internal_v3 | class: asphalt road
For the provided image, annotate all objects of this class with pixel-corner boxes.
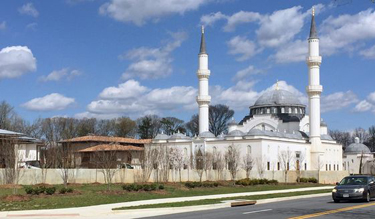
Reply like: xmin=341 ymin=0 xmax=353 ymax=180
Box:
xmin=144 ymin=195 xmax=375 ymax=219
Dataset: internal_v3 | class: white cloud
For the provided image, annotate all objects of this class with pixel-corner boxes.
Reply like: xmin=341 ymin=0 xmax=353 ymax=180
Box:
xmin=321 ymin=91 xmax=358 ymax=113
xmin=121 ymin=31 xmax=187 ymax=80
xmin=359 ymin=44 xmax=375 ymax=59
xmin=26 ymin=22 xmax=38 ymax=31
xmin=200 ymin=12 xmax=227 ymax=27
xmin=99 ymin=79 xmax=149 ymax=99
xmin=257 ymin=6 xmax=307 ymax=48
xmin=353 ymin=91 xmax=375 ymax=114
xmin=227 ymin=36 xmax=258 ymax=61
xmin=232 ymin=65 xmax=263 ymax=81
xmin=22 ymin=93 xmax=75 ymax=111
xmin=84 ymin=79 xmax=197 ymax=118
xmin=273 ymin=40 xmax=307 ymax=63
xmin=99 ymin=0 xmax=205 ymax=26
xmin=0 ymin=46 xmax=37 ymax=79
xmin=224 ymin=11 xmax=261 ymax=32
xmin=0 ymin=21 xmax=6 ymax=30
xmin=320 ymin=8 xmax=375 ymax=56
xmin=18 ymin=3 xmax=39 ymax=18
xmin=39 ymin=68 xmax=82 ymax=82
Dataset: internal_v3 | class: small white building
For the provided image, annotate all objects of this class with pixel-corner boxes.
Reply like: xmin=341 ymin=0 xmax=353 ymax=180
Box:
xmin=0 ymin=129 xmax=42 ymax=168
xmin=343 ymin=137 xmax=374 ymax=174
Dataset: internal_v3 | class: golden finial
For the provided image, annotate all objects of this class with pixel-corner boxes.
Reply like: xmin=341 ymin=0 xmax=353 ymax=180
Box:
xmin=201 ymin=25 xmax=204 ymax=34
xmin=275 ymin=80 xmax=279 ymax=90
xmin=312 ymin=6 xmax=315 ymax=16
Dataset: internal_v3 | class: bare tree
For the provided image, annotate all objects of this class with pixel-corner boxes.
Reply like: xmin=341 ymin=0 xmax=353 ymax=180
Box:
xmin=185 ymin=115 xmax=199 ymax=137
xmin=242 ymin=153 xmax=254 ymax=178
xmin=161 ymin=117 xmax=185 ymax=135
xmin=139 ymin=146 xmax=154 ymax=182
xmin=94 ymin=149 xmax=119 ymax=191
xmin=169 ymin=148 xmax=184 ymax=182
xmin=194 ymin=149 xmax=205 ymax=182
xmin=56 ymin=143 xmax=76 ymax=189
xmin=225 ymin=146 xmax=240 ymax=181
xmin=279 ymin=149 xmax=294 ymax=183
xmin=352 ymin=127 xmax=369 ymax=144
xmin=212 ymin=150 xmax=225 ymax=181
xmin=295 ymin=152 xmax=306 ymax=183
xmin=209 ymin=104 xmax=234 ymax=136
xmin=203 ymin=152 xmax=213 ymax=181
xmin=316 ymin=154 xmax=325 ymax=183
xmin=256 ymin=157 xmax=266 ymax=179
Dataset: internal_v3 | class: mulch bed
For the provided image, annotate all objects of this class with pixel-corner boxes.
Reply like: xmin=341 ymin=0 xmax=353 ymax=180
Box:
xmin=2 ymin=195 xmax=30 ymax=202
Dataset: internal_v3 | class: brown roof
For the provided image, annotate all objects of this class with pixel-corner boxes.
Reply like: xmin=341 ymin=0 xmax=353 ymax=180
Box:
xmin=78 ymin=144 xmax=144 ymax=152
xmin=60 ymin=136 xmax=151 ymax=144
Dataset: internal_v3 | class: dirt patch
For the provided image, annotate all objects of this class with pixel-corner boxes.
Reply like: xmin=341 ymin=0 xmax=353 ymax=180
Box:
xmin=97 ymin=190 xmax=126 ymax=195
xmin=0 ymin=184 xmax=23 ymax=189
xmin=151 ymin=190 xmax=169 ymax=195
xmin=3 ymin=195 xmax=31 ymax=202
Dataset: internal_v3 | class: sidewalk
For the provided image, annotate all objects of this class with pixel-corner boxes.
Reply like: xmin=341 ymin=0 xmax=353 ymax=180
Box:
xmin=0 ymin=186 xmax=333 ymax=218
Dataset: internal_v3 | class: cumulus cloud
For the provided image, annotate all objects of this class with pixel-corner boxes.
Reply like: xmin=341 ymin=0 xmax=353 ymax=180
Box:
xmin=227 ymin=36 xmax=259 ymax=61
xmin=99 ymin=0 xmax=205 ymax=26
xmin=39 ymin=68 xmax=82 ymax=82
xmin=321 ymin=91 xmax=358 ymax=113
xmin=18 ymin=3 xmax=39 ymax=18
xmin=22 ymin=93 xmax=75 ymax=111
xmin=200 ymin=12 xmax=227 ymax=27
xmin=232 ymin=65 xmax=263 ymax=81
xmin=0 ymin=21 xmax=6 ymax=30
xmin=121 ymin=31 xmax=187 ymax=80
xmin=0 ymin=46 xmax=37 ymax=79
xmin=273 ymin=40 xmax=307 ymax=63
xmin=359 ymin=44 xmax=375 ymax=59
xmin=99 ymin=79 xmax=149 ymax=99
xmin=26 ymin=22 xmax=38 ymax=31
xmin=224 ymin=11 xmax=261 ymax=32
xmin=353 ymin=91 xmax=375 ymax=113
xmin=81 ymin=79 xmax=197 ymax=118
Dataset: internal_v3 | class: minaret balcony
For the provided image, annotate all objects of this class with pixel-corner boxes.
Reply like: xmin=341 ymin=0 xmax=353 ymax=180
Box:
xmin=196 ymin=95 xmax=211 ymax=104
xmin=197 ymin=70 xmax=211 ymax=78
xmin=306 ymin=56 xmax=322 ymax=65
xmin=306 ymin=85 xmax=323 ymax=94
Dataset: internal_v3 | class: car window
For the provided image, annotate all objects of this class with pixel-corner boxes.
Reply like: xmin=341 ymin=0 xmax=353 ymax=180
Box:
xmin=339 ymin=177 xmax=368 ymax=185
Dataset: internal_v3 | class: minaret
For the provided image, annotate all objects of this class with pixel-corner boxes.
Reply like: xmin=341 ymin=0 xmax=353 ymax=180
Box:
xmin=306 ymin=7 xmax=323 ymax=148
xmin=196 ymin=26 xmax=211 ymax=134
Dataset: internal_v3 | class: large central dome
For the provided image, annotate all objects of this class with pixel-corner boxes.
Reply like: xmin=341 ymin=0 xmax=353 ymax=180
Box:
xmin=254 ymin=89 xmax=303 ymax=107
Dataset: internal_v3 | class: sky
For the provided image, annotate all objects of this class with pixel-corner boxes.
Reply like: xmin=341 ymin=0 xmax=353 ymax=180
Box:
xmin=0 ymin=0 xmax=375 ymax=131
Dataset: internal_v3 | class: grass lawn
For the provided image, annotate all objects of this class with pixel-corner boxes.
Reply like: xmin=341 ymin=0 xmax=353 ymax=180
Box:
xmin=113 ymin=189 xmax=332 ymax=210
xmin=0 ymin=182 xmax=328 ymax=211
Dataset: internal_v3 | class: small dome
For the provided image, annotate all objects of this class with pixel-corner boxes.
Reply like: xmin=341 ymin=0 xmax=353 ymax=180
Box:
xmin=321 ymin=134 xmax=333 ymax=141
xmin=227 ymin=130 xmax=245 ymax=137
xmin=169 ymin=132 xmax=191 ymax=140
xmin=199 ymin=131 xmax=215 ymax=138
xmin=263 ymin=130 xmax=277 ymax=137
xmin=254 ymin=89 xmax=303 ymax=107
xmin=247 ymin=129 xmax=265 ymax=136
xmin=154 ymin=133 xmax=169 ymax=140
xmin=345 ymin=138 xmax=371 ymax=154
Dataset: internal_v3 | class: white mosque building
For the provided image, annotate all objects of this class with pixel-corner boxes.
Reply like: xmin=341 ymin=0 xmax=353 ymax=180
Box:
xmin=148 ymin=9 xmax=344 ymax=180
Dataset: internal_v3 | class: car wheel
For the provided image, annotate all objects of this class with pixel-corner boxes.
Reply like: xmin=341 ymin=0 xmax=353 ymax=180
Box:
xmin=333 ymin=199 xmax=340 ymax=203
xmin=365 ymin=191 xmax=371 ymax=202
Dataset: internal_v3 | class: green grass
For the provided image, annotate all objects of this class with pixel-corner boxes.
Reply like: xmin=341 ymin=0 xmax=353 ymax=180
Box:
xmin=0 ymin=183 xmax=328 ymax=211
xmin=113 ymin=189 xmax=332 ymax=210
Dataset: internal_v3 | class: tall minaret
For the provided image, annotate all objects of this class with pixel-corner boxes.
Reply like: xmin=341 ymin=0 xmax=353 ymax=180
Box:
xmin=196 ymin=26 xmax=211 ymax=134
xmin=306 ymin=7 xmax=323 ymax=148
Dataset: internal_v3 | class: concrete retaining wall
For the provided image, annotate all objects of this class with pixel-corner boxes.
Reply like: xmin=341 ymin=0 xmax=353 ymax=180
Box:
xmin=0 ymin=168 xmax=349 ymax=185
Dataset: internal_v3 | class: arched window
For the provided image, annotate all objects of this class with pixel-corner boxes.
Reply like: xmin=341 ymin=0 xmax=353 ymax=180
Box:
xmin=266 ymin=108 xmax=270 ymax=114
xmin=247 ymin=145 xmax=251 ymax=155
xmin=281 ymin=107 xmax=285 ymax=113
xmin=213 ymin=146 xmax=217 ymax=155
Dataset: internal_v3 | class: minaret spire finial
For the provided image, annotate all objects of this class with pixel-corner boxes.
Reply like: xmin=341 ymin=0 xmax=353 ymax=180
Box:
xmin=201 ymin=25 xmax=204 ymax=34
xmin=275 ymin=80 xmax=279 ymax=90
xmin=309 ymin=6 xmax=318 ymax=39
xmin=199 ymin=25 xmax=207 ymax=54
xmin=312 ymin=6 xmax=315 ymax=16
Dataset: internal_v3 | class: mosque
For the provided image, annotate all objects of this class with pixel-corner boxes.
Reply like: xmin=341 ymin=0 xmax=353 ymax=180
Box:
xmin=149 ymin=9 xmax=345 ymax=176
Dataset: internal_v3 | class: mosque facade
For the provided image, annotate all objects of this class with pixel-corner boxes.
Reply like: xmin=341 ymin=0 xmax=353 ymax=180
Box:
xmin=147 ymin=9 xmax=345 ymax=176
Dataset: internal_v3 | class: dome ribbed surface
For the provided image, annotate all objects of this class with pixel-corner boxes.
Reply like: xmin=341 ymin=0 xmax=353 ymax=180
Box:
xmin=254 ymin=89 xmax=302 ymax=107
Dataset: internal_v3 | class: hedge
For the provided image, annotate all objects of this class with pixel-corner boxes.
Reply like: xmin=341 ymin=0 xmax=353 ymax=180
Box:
xmin=122 ymin=183 xmax=165 ymax=192
xmin=235 ymin=178 xmax=278 ymax=186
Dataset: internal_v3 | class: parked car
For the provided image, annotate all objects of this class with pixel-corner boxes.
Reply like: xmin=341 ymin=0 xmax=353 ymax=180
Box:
xmin=332 ymin=175 xmax=375 ymax=203
xmin=118 ymin=163 xmax=134 ymax=169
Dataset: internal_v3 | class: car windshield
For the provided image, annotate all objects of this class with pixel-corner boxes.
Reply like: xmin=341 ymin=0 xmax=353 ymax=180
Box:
xmin=339 ymin=177 xmax=368 ymax=185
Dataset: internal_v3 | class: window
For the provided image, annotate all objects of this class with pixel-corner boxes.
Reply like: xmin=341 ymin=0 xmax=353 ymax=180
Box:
xmin=247 ymin=145 xmax=251 ymax=155
xmin=304 ymin=163 xmax=307 ymax=170
xmin=334 ymin=164 xmax=336 ymax=171
xmin=294 ymin=108 xmax=298 ymax=114
xmin=326 ymin=164 xmax=328 ymax=171
xmin=277 ymin=162 xmax=280 ymax=170
xmin=287 ymin=162 xmax=290 ymax=170
xmin=266 ymin=108 xmax=270 ymax=114
xmin=281 ymin=107 xmax=285 ymax=113
xmin=267 ymin=162 xmax=270 ymax=170
xmin=262 ymin=124 xmax=266 ymax=131
xmin=329 ymin=164 xmax=331 ymax=171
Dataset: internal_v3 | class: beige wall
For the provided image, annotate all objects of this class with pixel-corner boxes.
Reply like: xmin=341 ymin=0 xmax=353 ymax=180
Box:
xmin=0 ymin=168 xmax=349 ymax=185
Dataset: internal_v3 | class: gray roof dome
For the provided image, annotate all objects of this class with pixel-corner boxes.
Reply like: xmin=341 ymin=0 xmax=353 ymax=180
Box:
xmin=254 ymin=89 xmax=303 ymax=107
xmin=154 ymin=133 xmax=169 ymax=140
xmin=345 ymin=137 xmax=371 ymax=154
xmin=199 ymin=131 xmax=215 ymax=138
xmin=227 ymin=130 xmax=245 ymax=137
xmin=247 ymin=129 xmax=265 ymax=136
xmin=169 ymin=132 xmax=191 ymax=140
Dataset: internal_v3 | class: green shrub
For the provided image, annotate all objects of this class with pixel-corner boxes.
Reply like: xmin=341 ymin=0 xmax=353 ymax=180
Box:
xmin=32 ymin=186 xmax=45 ymax=195
xmin=268 ymin=179 xmax=278 ymax=184
xmin=213 ymin=182 xmax=219 ymax=187
xmin=150 ymin=183 xmax=158 ymax=191
xmin=45 ymin=187 xmax=56 ymax=195
xmin=158 ymin=184 xmax=165 ymax=190
xmin=67 ymin=188 xmax=74 ymax=193
xmin=143 ymin=184 xmax=151 ymax=191
xmin=308 ymin=178 xmax=318 ymax=183
xmin=59 ymin=188 xmax=67 ymax=194
xmin=24 ymin=186 xmax=33 ymax=195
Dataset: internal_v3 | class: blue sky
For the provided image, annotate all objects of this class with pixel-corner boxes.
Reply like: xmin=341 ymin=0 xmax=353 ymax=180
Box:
xmin=0 ymin=0 xmax=375 ymax=131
